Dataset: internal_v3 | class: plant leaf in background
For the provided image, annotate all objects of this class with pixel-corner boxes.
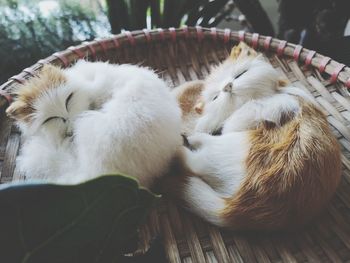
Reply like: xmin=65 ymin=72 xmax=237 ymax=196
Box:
xmin=0 ymin=0 xmax=276 ymax=86
xmin=106 ymin=0 xmax=235 ymax=33
xmin=233 ymin=0 xmax=274 ymax=36
xmin=106 ymin=0 xmax=129 ymax=34
xmin=0 ymin=1 xmax=110 ymax=84
xmin=0 ymin=175 xmax=159 ymax=263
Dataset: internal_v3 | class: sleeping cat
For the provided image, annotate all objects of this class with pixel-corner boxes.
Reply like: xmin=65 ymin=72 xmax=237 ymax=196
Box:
xmin=169 ymin=43 xmax=341 ymax=230
xmin=6 ymin=60 xmax=182 ymax=187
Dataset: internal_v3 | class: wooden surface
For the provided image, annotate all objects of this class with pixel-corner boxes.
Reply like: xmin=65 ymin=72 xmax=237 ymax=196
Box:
xmin=1 ymin=28 xmax=350 ymax=262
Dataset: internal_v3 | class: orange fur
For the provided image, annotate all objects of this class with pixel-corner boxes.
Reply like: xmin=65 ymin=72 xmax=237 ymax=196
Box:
xmin=175 ymin=80 xmax=204 ymax=116
xmin=278 ymin=78 xmax=289 ymax=87
xmin=173 ymin=80 xmax=204 ymax=134
xmin=168 ymin=42 xmax=342 ymax=231
xmin=6 ymin=64 xmax=66 ymax=121
xmin=221 ymin=98 xmax=341 ymax=230
xmin=230 ymin=42 xmax=257 ymax=61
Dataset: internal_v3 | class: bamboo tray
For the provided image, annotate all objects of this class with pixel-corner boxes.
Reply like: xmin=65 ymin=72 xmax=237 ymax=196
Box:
xmin=1 ymin=27 xmax=350 ymax=263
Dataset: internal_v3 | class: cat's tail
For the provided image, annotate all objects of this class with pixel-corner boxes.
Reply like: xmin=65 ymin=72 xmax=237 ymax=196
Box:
xmin=162 ymin=160 xmax=227 ymax=227
xmin=181 ymin=176 xmax=227 ymax=226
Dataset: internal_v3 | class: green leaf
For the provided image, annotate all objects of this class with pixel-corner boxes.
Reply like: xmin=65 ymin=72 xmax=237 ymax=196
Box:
xmin=150 ymin=0 xmax=161 ymax=28
xmin=106 ymin=0 xmax=129 ymax=33
xmin=0 ymin=2 xmax=110 ymax=84
xmin=0 ymin=175 xmax=159 ymax=263
xmin=129 ymin=0 xmax=149 ymax=30
xmin=162 ymin=0 xmax=188 ymax=27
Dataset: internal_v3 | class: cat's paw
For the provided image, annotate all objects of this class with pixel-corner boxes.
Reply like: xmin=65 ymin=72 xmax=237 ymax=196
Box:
xmin=195 ymin=116 xmax=222 ymax=134
xmin=187 ymin=133 xmax=212 ymax=149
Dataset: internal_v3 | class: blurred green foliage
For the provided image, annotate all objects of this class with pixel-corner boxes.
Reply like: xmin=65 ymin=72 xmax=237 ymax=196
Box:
xmin=0 ymin=1 xmax=110 ymax=84
xmin=0 ymin=0 xmax=242 ymax=85
xmin=106 ymin=0 xmax=233 ymax=33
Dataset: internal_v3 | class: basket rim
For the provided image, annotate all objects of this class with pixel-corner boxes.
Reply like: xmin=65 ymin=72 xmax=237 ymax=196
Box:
xmin=1 ymin=26 xmax=349 ymax=109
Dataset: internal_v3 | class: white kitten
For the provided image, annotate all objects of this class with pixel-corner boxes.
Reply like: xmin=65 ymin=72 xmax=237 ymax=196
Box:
xmin=7 ymin=61 xmax=182 ymax=188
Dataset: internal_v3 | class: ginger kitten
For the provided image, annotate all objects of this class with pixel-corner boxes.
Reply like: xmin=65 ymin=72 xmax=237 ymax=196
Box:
xmin=169 ymin=43 xmax=341 ymax=230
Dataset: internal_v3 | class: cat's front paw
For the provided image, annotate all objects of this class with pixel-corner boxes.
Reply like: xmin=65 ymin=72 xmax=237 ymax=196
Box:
xmin=187 ymin=133 xmax=212 ymax=150
xmin=195 ymin=116 xmax=222 ymax=134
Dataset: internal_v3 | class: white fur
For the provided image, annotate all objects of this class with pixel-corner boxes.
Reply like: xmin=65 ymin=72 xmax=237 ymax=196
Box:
xmin=181 ymin=55 xmax=309 ymax=226
xmin=17 ymin=135 xmax=75 ymax=181
xmin=181 ymin=132 xmax=249 ymax=226
xmin=222 ymin=94 xmax=300 ymax=132
xmin=196 ymin=55 xmax=280 ymax=133
xmin=16 ymin=61 xmax=182 ymax=187
xmin=182 ymin=176 xmax=227 ymax=226
xmin=183 ymin=132 xmax=249 ymax=196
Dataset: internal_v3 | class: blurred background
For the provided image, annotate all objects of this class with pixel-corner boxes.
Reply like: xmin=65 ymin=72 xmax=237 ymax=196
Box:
xmin=0 ymin=0 xmax=349 ymax=84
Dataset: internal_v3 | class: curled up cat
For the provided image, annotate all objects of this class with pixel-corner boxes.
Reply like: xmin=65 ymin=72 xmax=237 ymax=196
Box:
xmin=6 ymin=60 xmax=182 ymax=188
xmin=168 ymin=43 xmax=342 ymax=231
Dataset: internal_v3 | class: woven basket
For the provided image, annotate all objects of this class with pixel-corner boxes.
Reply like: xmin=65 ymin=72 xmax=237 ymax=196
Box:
xmin=1 ymin=27 xmax=350 ymax=263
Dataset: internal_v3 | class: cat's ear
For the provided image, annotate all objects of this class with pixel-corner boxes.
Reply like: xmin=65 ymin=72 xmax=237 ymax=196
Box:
xmin=6 ymin=64 xmax=65 ymax=122
xmin=40 ymin=64 xmax=66 ymax=85
xmin=278 ymin=78 xmax=289 ymax=87
xmin=230 ymin=42 xmax=257 ymax=60
xmin=230 ymin=45 xmax=242 ymax=60
xmin=194 ymin=97 xmax=205 ymax=114
xmin=275 ymin=78 xmax=290 ymax=91
xmin=6 ymin=101 xmax=33 ymax=122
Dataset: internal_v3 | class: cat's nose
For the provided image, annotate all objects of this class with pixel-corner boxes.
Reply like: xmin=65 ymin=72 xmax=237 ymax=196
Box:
xmin=66 ymin=122 xmax=73 ymax=137
xmin=66 ymin=130 xmax=73 ymax=137
xmin=223 ymin=82 xmax=233 ymax=93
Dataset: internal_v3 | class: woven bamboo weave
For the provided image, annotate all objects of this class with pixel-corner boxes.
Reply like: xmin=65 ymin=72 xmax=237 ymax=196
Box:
xmin=1 ymin=27 xmax=350 ymax=262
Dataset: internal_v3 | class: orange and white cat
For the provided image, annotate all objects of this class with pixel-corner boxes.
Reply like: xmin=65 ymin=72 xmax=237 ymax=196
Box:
xmin=6 ymin=61 xmax=182 ymax=187
xmin=171 ymin=43 xmax=342 ymax=230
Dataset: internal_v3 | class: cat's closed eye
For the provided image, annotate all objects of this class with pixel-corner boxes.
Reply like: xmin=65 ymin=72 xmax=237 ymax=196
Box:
xmin=234 ymin=70 xmax=248 ymax=79
xmin=65 ymin=92 xmax=74 ymax=111
xmin=42 ymin=116 xmax=66 ymax=125
xmin=212 ymin=95 xmax=218 ymax=101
